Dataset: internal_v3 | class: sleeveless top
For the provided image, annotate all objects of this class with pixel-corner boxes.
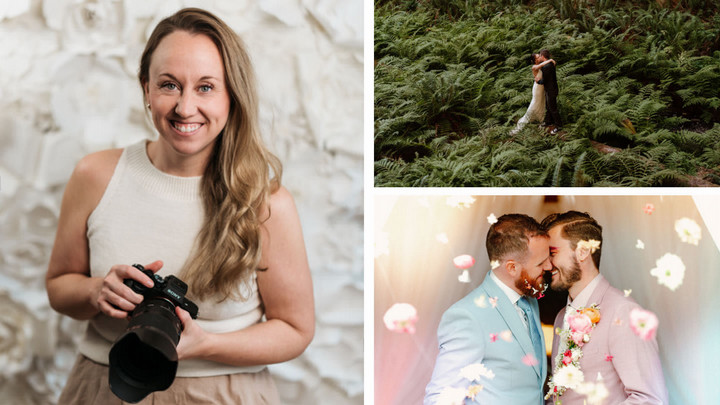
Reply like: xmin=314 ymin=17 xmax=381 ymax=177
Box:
xmin=80 ymin=140 xmax=265 ymax=377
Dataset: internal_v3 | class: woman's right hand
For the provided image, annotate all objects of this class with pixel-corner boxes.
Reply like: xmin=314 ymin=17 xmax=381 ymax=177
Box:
xmin=91 ymin=260 xmax=163 ymax=319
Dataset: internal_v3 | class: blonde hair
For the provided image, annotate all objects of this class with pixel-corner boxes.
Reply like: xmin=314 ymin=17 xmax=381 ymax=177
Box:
xmin=139 ymin=8 xmax=282 ymax=301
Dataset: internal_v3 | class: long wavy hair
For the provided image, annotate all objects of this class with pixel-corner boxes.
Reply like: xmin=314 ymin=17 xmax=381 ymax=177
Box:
xmin=138 ymin=8 xmax=282 ymax=301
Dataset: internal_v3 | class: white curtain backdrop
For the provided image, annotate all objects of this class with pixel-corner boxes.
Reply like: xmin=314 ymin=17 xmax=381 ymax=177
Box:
xmin=0 ymin=1 xmax=363 ymax=404
xmin=375 ymin=194 xmax=720 ymax=405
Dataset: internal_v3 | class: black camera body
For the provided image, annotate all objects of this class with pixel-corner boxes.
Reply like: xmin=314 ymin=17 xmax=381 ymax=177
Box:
xmin=124 ymin=264 xmax=198 ymax=319
xmin=109 ymin=264 xmax=199 ymax=403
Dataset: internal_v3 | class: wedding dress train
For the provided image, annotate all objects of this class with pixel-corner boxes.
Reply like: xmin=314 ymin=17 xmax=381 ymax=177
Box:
xmin=510 ymin=71 xmax=546 ymax=135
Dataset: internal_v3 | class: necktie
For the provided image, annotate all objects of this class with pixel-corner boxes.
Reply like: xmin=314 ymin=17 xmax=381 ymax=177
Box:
xmin=518 ymin=296 xmax=544 ymax=367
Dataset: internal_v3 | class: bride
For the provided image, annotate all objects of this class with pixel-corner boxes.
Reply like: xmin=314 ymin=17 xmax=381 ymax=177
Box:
xmin=510 ymin=53 xmax=556 ymax=135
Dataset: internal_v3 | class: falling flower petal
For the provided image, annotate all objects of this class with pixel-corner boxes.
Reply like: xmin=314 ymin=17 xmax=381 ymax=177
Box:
xmin=489 ymin=333 xmax=498 ymax=342
xmin=499 ymin=330 xmax=512 ymax=342
xmin=383 ymin=303 xmax=418 ymax=334
xmin=613 ymin=318 xmax=623 ymax=326
xmin=459 ymin=363 xmax=495 ymax=381
xmin=467 ymin=384 xmax=484 ymax=401
xmin=436 ymin=233 xmax=449 ymax=244
xmin=490 ymin=260 xmax=500 ymax=270
xmin=635 ymin=239 xmax=645 ymax=249
xmin=522 ymin=354 xmax=539 ymax=367
xmin=624 ymin=289 xmax=632 ymax=297
xmin=474 ymin=295 xmax=487 ymax=308
xmin=577 ymin=239 xmax=601 ymax=254
xmin=643 ymin=203 xmax=655 ymax=215
xmin=458 ymin=270 xmax=470 ymax=283
xmin=575 ymin=373 xmax=609 ymax=405
xmin=487 ymin=213 xmax=498 ymax=224
xmin=453 ymin=255 xmax=475 ymax=270
xmin=446 ymin=196 xmax=475 ymax=208
xmin=605 ymin=354 xmax=613 ymax=362
xmin=436 ymin=387 xmax=467 ymax=405
xmin=650 ymin=253 xmax=685 ymax=291
xmin=489 ymin=297 xmax=498 ymax=308
xmin=630 ymin=308 xmax=659 ymax=341
xmin=674 ymin=217 xmax=701 ymax=246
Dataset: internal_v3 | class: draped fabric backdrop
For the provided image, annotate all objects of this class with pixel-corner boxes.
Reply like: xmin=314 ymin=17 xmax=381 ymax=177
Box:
xmin=0 ymin=1 xmax=363 ymax=404
xmin=375 ymin=195 xmax=720 ymax=405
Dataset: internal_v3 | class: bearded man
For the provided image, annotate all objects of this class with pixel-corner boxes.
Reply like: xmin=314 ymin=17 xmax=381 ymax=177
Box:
xmin=425 ymin=214 xmax=551 ymax=405
xmin=542 ymin=211 xmax=668 ymax=404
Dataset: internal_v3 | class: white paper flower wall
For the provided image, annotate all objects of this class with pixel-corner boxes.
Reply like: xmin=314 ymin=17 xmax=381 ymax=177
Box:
xmin=0 ymin=1 xmax=363 ymax=404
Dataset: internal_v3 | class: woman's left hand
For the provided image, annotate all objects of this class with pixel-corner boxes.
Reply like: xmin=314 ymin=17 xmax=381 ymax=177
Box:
xmin=175 ymin=306 xmax=209 ymax=360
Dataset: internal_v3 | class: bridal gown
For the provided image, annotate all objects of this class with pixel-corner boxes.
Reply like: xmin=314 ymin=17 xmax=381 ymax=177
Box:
xmin=510 ymin=71 xmax=546 ymax=135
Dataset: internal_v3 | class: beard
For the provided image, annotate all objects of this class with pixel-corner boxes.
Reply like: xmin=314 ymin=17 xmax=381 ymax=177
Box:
xmin=516 ymin=269 xmax=547 ymax=298
xmin=550 ymin=257 xmax=582 ymax=291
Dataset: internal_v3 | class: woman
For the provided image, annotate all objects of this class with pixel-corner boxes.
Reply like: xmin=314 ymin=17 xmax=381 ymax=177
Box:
xmin=46 ymin=8 xmax=314 ymax=404
xmin=510 ymin=53 xmax=556 ymax=135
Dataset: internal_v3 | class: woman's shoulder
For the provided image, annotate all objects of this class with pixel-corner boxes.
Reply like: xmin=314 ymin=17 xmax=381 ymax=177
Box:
xmin=66 ymin=148 xmax=124 ymax=210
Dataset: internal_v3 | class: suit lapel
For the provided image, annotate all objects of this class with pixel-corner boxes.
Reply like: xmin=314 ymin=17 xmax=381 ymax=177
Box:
xmin=481 ymin=275 xmax=542 ymax=379
xmin=587 ymin=276 xmax=611 ymax=308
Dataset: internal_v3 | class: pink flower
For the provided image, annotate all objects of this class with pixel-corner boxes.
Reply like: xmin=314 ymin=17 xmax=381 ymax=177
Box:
xmin=489 ymin=297 xmax=498 ymax=308
xmin=383 ymin=303 xmax=418 ymax=334
xmin=567 ymin=312 xmax=593 ymax=334
xmin=571 ymin=331 xmax=587 ymax=347
xmin=453 ymin=254 xmax=475 ymax=270
xmin=643 ymin=203 xmax=655 ymax=215
xmin=562 ymin=350 xmax=573 ymax=366
xmin=605 ymin=354 xmax=613 ymax=362
xmin=522 ymin=354 xmax=538 ymax=367
xmin=629 ymin=308 xmax=659 ymax=341
xmin=489 ymin=333 xmax=498 ymax=343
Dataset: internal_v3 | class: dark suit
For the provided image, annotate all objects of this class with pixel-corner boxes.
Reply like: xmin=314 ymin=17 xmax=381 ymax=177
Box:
xmin=538 ymin=62 xmax=562 ymax=128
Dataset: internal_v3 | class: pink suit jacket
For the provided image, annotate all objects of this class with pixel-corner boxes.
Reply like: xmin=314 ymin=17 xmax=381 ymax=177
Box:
xmin=546 ymin=276 xmax=668 ymax=404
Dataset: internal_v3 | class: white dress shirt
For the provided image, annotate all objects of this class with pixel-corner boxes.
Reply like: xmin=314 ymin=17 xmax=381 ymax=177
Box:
xmin=490 ymin=270 xmax=529 ymax=331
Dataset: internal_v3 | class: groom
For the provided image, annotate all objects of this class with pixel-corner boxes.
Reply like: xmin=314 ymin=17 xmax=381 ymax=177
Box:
xmin=535 ymin=49 xmax=562 ymax=134
xmin=541 ymin=211 xmax=668 ymax=404
xmin=425 ymin=214 xmax=551 ymax=405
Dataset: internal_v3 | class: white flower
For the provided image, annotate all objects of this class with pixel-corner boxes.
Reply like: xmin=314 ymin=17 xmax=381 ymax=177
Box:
xmin=446 ymin=195 xmax=475 ymax=208
xmin=436 ymin=233 xmax=449 ymax=244
xmin=650 ymin=253 xmax=685 ymax=291
xmin=553 ymin=364 xmax=584 ymax=389
xmin=499 ymin=330 xmax=512 ymax=342
xmin=458 ymin=270 xmax=470 ymax=283
xmin=474 ymin=295 xmax=487 ymax=308
xmin=436 ymin=387 xmax=468 ymax=405
xmin=42 ymin=0 xmax=125 ymax=56
xmin=674 ymin=217 xmax=701 ymax=245
xmin=624 ymin=289 xmax=632 ymax=297
xmin=0 ymin=0 xmax=30 ymax=20
xmin=459 ymin=363 xmax=495 ymax=381
xmin=490 ymin=260 xmax=500 ymax=270
xmin=635 ymin=239 xmax=645 ymax=249
xmin=575 ymin=373 xmax=609 ymax=405
xmin=383 ymin=303 xmax=418 ymax=334
xmin=487 ymin=213 xmax=498 ymax=224
xmin=0 ymin=290 xmax=34 ymax=378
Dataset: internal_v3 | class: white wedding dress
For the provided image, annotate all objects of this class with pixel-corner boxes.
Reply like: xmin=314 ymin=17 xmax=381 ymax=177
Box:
xmin=510 ymin=71 xmax=546 ymax=135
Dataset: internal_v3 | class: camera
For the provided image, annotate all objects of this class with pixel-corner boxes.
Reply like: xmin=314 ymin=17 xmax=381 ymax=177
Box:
xmin=108 ymin=264 xmax=199 ymax=403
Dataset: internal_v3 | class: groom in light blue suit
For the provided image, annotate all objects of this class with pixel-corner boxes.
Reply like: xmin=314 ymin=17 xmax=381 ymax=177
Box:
xmin=425 ymin=214 xmax=552 ymax=405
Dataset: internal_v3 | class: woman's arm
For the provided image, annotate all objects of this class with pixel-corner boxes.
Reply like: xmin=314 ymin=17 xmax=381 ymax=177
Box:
xmin=46 ymin=149 xmax=156 ymax=320
xmin=175 ymin=186 xmax=315 ymax=366
xmin=531 ymin=58 xmax=556 ymax=73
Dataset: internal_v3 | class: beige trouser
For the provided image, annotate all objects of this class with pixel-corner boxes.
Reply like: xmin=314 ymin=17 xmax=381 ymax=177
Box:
xmin=58 ymin=355 xmax=281 ymax=405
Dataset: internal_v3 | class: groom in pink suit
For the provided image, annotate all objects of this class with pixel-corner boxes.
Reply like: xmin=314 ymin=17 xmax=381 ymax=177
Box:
xmin=541 ymin=211 xmax=668 ymax=405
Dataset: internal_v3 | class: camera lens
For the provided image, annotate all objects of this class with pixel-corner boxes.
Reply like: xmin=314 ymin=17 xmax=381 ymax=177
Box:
xmin=109 ymin=297 xmax=183 ymax=403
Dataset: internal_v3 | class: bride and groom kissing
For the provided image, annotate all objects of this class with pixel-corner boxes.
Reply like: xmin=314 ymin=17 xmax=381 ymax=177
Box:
xmin=424 ymin=212 xmax=668 ymax=405
xmin=511 ymin=49 xmax=563 ymax=136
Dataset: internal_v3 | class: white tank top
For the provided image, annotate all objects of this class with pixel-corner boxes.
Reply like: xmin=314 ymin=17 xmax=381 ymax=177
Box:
xmin=80 ymin=140 xmax=265 ymax=376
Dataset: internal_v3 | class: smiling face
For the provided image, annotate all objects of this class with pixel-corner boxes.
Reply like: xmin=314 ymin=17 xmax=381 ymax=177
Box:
xmin=144 ymin=30 xmax=231 ymax=163
xmin=547 ymin=225 xmax=583 ymax=291
xmin=513 ymin=235 xmax=553 ymax=297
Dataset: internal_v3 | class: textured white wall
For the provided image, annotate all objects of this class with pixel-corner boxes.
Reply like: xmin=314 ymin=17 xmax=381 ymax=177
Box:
xmin=0 ymin=1 xmax=363 ymax=404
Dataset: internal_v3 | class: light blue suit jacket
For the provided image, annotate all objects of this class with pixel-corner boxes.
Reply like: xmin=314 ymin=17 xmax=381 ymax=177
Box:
xmin=424 ymin=273 xmax=546 ymax=405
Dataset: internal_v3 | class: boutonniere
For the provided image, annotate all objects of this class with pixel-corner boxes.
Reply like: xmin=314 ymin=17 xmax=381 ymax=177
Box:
xmin=545 ymin=304 xmax=601 ymax=404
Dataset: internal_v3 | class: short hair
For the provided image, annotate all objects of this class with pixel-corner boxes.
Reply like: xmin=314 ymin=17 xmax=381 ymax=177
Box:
xmin=541 ymin=211 xmax=602 ymax=268
xmin=539 ymin=49 xmax=551 ymax=59
xmin=486 ymin=214 xmax=548 ymax=262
